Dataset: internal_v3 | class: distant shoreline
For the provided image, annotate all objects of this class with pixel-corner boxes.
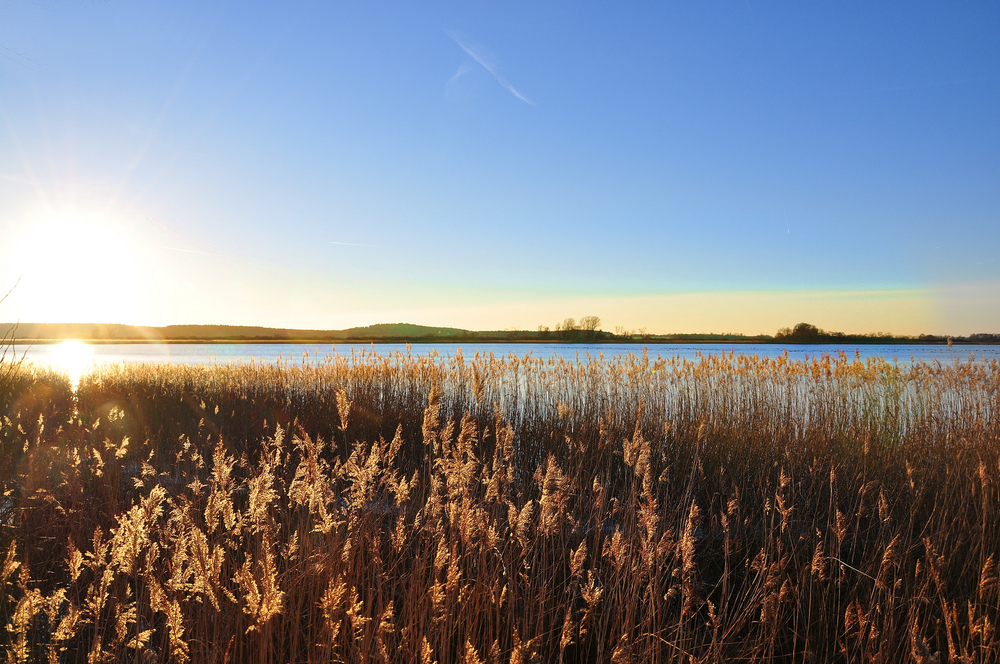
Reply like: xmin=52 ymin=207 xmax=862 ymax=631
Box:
xmin=4 ymin=321 xmax=997 ymax=346
xmin=9 ymin=337 xmax=995 ymax=346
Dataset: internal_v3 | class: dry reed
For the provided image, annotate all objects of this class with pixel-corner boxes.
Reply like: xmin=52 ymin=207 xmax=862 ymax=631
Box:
xmin=0 ymin=348 xmax=998 ymax=662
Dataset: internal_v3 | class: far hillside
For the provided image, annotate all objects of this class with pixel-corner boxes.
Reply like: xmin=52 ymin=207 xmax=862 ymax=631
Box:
xmin=1 ymin=320 xmax=996 ymax=344
xmin=775 ymin=322 xmax=1000 ymax=345
xmin=3 ymin=322 xmax=470 ymax=343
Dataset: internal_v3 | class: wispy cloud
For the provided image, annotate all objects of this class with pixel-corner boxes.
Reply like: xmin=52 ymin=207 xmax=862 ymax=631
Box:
xmin=163 ymin=245 xmax=228 ymax=259
xmin=0 ymin=44 xmax=36 ymax=66
xmin=449 ymin=62 xmax=473 ymax=84
xmin=329 ymin=241 xmax=374 ymax=248
xmin=447 ymin=31 xmax=534 ymax=105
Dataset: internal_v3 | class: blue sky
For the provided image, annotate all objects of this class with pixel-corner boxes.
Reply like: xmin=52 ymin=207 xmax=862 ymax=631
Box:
xmin=1 ymin=2 xmax=998 ymax=334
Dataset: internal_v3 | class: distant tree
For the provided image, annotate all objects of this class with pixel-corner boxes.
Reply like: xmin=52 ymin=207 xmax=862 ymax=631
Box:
xmin=578 ymin=315 xmax=601 ymax=340
xmin=537 ymin=325 xmax=551 ymax=340
xmin=556 ymin=318 xmax=577 ymax=340
xmin=793 ymin=323 xmax=820 ymax=339
xmin=775 ymin=323 xmax=824 ymax=343
xmin=557 ymin=318 xmax=576 ymax=332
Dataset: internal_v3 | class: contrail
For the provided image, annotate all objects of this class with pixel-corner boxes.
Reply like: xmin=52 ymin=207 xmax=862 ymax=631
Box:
xmin=447 ymin=31 xmax=534 ymax=105
xmin=329 ymin=241 xmax=374 ymax=248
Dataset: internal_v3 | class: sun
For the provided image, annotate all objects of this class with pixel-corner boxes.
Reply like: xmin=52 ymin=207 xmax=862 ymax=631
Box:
xmin=50 ymin=340 xmax=94 ymax=390
xmin=5 ymin=211 xmax=150 ymax=324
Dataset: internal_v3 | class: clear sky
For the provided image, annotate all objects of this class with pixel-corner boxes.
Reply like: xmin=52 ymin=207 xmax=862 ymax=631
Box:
xmin=1 ymin=2 xmax=998 ymax=335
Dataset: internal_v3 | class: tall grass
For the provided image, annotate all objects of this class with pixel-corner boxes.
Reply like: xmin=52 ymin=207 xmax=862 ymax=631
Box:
xmin=1 ymin=348 xmax=998 ymax=662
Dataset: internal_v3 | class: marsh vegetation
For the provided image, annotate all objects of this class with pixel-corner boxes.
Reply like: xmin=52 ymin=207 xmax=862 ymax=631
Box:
xmin=1 ymin=349 xmax=998 ymax=662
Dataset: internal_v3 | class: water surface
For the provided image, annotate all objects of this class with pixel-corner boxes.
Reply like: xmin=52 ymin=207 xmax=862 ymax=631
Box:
xmin=11 ymin=341 xmax=1000 ymax=372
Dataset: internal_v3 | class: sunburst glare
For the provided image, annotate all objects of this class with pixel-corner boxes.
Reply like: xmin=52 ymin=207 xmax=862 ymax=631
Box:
xmin=4 ymin=211 xmax=150 ymax=324
xmin=50 ymin=340 xmax=94 ymax=391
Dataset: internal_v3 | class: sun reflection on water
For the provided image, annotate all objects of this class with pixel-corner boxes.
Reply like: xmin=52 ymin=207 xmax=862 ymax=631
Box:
xmin=51 ymin=341 xmax=93 ymax=391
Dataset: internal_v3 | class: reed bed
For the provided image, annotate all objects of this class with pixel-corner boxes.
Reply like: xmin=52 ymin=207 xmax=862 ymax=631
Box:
xmin=1 ymin=348 xmax=999 ymax=662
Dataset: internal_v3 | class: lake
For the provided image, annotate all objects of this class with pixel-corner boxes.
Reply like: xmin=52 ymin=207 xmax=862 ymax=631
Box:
xmin=10 ymin=341 xmax=1000 ymax=372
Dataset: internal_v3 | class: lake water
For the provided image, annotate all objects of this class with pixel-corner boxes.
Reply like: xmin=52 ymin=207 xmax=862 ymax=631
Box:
xmin=10 ymin=341 xmax=1000 ymax=371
